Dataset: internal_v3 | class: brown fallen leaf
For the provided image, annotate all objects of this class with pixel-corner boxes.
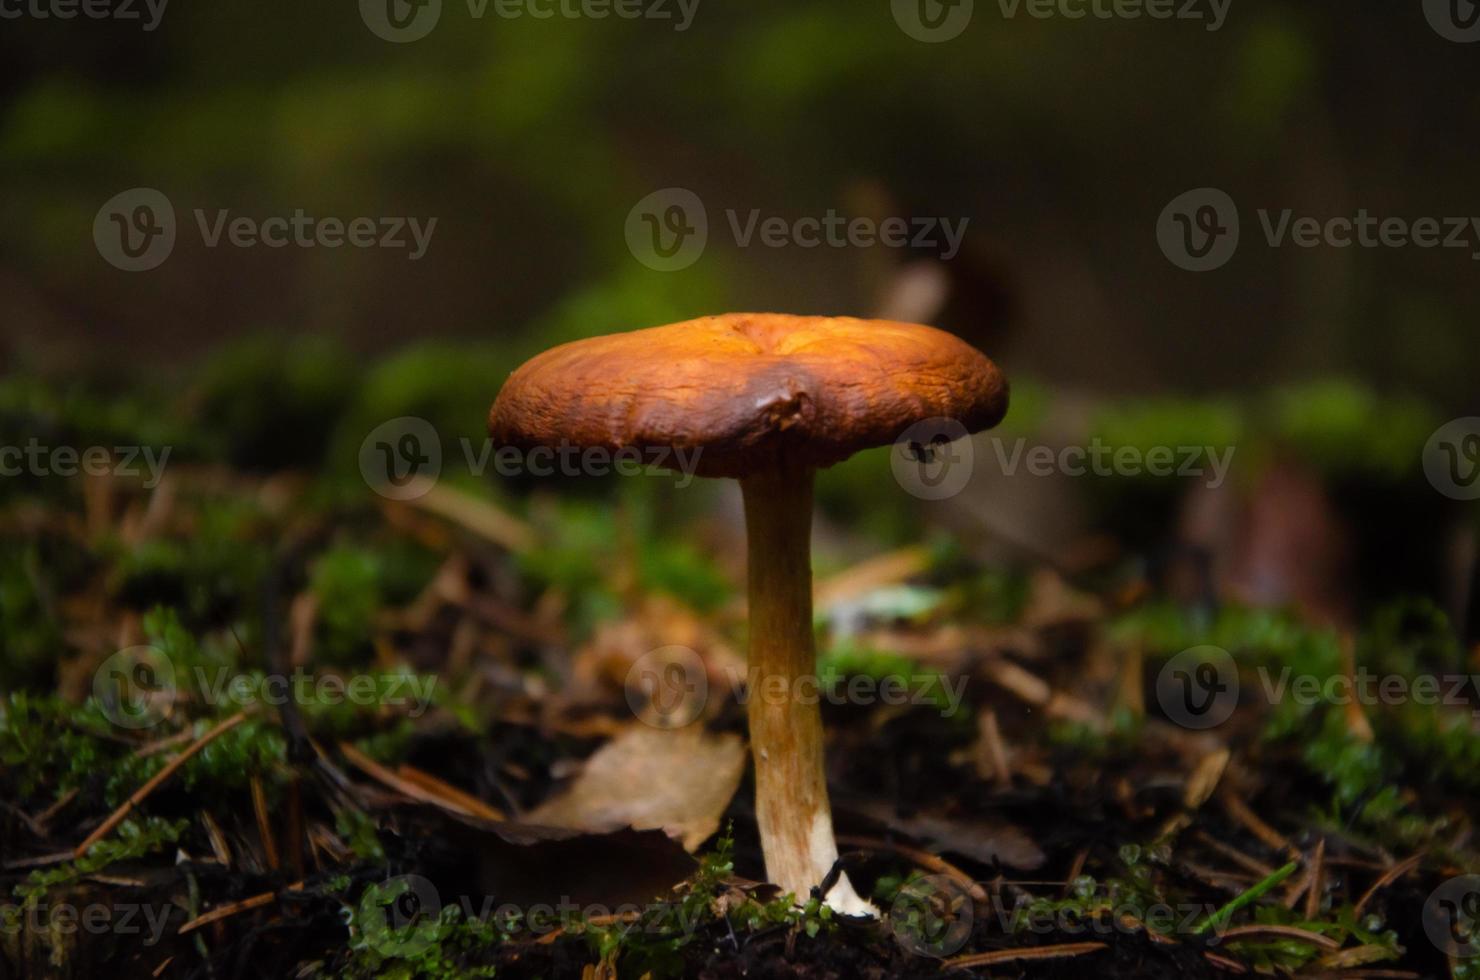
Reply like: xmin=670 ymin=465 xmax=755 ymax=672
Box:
xmin=527 ymin=727 xmax=746 ymax=852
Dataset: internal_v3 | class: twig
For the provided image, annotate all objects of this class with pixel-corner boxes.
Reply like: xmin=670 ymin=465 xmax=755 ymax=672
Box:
xmin=176 ymin=880 xmax=305 ymax=935
xmin=74 ymin=711 xmax=251 ymax=858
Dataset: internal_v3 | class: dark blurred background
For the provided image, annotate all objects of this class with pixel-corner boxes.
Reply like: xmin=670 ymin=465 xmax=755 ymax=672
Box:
xmin=1 ymin=0 xmax=1477 ymax=395
xmin=1 ymin=0 xmax=1478 ymax=638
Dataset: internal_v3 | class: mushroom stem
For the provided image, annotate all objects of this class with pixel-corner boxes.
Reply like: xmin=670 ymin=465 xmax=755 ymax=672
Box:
xmin=740 ymin=462 xmax=873 ymax=916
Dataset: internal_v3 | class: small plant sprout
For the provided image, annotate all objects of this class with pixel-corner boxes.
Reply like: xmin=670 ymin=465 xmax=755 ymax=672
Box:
xmin=490 ymin=313 xmax=1008 ymax=915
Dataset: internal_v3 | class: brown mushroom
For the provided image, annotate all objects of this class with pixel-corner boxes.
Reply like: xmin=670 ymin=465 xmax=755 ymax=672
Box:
xmin=490 ymin=313 xmax=1008 ymax=913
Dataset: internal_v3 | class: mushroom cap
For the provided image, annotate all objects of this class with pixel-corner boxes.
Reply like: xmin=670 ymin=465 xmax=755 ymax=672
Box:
xmin=489 ymin=313 xmax=1009 ymax=479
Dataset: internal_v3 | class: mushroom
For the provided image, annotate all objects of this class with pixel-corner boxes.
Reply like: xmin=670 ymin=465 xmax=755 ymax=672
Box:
xmin=489 ymin=313 xmax=1008 ymax=914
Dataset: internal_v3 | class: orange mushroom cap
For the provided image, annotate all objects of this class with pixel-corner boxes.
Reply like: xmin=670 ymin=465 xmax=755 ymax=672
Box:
xmin=489 ymin=312 xmax=1009 ymax=479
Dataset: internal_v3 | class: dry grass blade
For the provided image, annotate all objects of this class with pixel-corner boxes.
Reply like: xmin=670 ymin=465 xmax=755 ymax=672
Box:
xmin=1217 ymin=924 xmax=1341 ymax=949
xmin=404 ymin=480 xmax=535 ymax=553
xmin=1314 ymin=943 xmax=1409 ymax=970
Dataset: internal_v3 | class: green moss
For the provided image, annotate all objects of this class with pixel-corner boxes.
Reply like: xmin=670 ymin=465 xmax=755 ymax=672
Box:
xmin=0 ymin=545 xmax=66 ymax=688
xmin=13 ymin=817 xmax=189 ymax=905
xmin=340 ymin=878 xmax=498 ymax=979
xmin=191 ymin=335 xmax=357 ymax=471
xmin=107 ymin=499 xmax=273 ymax=627
xmin=311 ymin=544 xmax=387 ymax=667
xmin=1262 ymin=380 xmax=1437 ymax=481
xmin=1090 ymin=397 xmax=1246 ymax=465
xmin=816 ymin=639 xmax=966 ymax=719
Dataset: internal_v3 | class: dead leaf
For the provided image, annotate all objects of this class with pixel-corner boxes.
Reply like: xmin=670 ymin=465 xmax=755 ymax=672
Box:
xmin=527 ymin=727 xmax=746 ymax=852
